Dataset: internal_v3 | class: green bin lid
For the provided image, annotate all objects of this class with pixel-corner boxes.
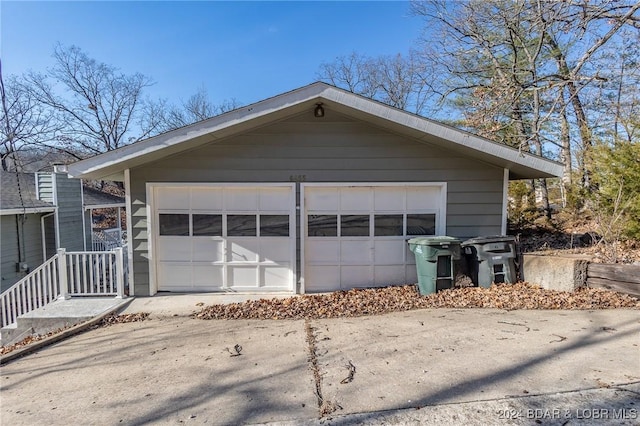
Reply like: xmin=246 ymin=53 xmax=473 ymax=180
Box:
xmin=461 ymin=235 xmax=516 ymax=246
xmin=408 ymin=236 xmax=461 ymax=246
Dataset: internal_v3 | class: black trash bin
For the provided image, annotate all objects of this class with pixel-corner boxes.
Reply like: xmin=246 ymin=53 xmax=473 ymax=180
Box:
xmin=461 ymin=236 xmax=517 ymax=288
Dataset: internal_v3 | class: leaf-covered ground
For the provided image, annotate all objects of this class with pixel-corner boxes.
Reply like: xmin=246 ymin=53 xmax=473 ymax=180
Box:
xmin=195 ymin=283 xmax=640 ymax=320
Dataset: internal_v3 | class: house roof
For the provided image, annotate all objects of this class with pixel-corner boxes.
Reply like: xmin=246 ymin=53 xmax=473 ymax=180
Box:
xmin=67 ymin=82 xmax=563 ymax=181
xmin=0 ymin=171 xmax=55 ymax=214
xmin=82 ymin=186 xmax=125 ymax=209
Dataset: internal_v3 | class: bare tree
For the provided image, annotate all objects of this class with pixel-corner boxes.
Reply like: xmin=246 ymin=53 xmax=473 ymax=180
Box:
xmin=157 ymin=85 xmax=241 ymax=131
xmin=0 ymin=60 xmax=62 ymax=171
xmin=410 ymin=0 xmax=640 ymax=215
xmin=23 ymin=44 xmax=156 ymax=157
xmin=317 ymin=50 xmax=439 ymax=116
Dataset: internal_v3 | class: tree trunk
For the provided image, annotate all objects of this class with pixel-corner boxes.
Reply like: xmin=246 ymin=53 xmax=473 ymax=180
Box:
xmin=559 ymin=90 xmax=572 ymax=208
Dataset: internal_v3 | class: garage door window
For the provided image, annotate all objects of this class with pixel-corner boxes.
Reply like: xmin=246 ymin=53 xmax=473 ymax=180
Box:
xmin=374 ymin=214 xmax=403 ymax=236
xmin=159 ymin=214 xmax=190 ymax=236
xmin=407 ymin=214 xmax=436 ymax=235
xmin=260 ymin=215 xmax=290 ymax=237
xmin=193 ymin=214 xmax=223 ymax=236
xmin=308 ymin=215 xmax=337 ymax=237
xmin=227 ymin=215 xmax=257 ymax=237
xmin=341 ymin=215 xmax=370 ymax=236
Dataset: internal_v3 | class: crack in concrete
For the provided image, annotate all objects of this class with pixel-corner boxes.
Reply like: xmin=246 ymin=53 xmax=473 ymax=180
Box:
xmin=304 ymin=319 xmax=340 ymax=417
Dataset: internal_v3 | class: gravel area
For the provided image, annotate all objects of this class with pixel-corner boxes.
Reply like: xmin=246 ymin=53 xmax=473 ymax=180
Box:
xmin=195 ymin=282 xmax=640 ymax=320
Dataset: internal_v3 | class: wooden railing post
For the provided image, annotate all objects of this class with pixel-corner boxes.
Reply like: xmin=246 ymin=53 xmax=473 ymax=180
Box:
xmin=57 ymin=248 xmax=70 ymax=300
xmin=114 ymin=247 xmax=125 ymax=299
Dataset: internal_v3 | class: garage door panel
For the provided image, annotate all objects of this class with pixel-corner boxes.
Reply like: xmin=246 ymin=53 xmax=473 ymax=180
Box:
xmin=406 ymin=265 xmax=418 ymax=283
xmin=225 ymin=188 xmax=258 ymax=211
xmin=158 ymin=263 xmax=192 ymax=289
xmin=157 ymin=238 xmax=191 ymax=261
xmin=192 ymin=239 xmax=224 ymax=262
xmin=193 ymin=264 xmax=224 ymax=287
xmin=306 ymin=187 xmax=339 ymax=211
xmin=191 ymin=188 xmax=223 ymax=210
xmin=228 ymin=266 xmax=258 ymax=287
xmin=374 ymin=240 xmax=405 ymax=264
xmin=340 ymin=187 xmax=372 ymax=211
xmin=406 ymin=187 xmax=439 ymax=209
xmin=340 ymin=240 xmax=371 ymax=264
xmin=341 ymin=266 xmax=372 ymax=288
xmin=374 ymin=187 xmax=405 ymax=211
xmin=259 ymin=187 xmax=292 ymax=211
xmin=261 ymin=265 xmax=291 ymax=287
xmin=306 ymin=266 xmax=340 ymax=292
xmin=156 ymin=187 xmax=190 ymax=210
xmin=228 ymin=240 xmax=259 ymax=262
xmin=375 ymin=265 xmax=406 ymax=286
xmin=306 ymin=240 xmax=339 ymax=263
xmin=259 ymin=239 xmax=291 ymax=263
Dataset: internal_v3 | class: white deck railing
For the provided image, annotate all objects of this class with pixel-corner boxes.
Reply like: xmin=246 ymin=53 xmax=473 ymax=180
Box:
xmin=91 ymin=228 xmax=125 ymax=251
xmin=1 ymin=247 xmax=126 ymax=328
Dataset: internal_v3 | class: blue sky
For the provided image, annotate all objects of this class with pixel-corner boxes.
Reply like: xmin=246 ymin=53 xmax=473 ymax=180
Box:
xmin=1 ymin=1 xmax=424 ymax=106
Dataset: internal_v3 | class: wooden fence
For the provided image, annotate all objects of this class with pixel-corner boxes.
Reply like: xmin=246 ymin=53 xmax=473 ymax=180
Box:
xmin=587 ymin=263 xmax=640 ymax=298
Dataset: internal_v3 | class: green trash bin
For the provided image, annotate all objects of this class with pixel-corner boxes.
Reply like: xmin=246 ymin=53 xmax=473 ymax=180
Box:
xmin=461 ymin=236 xmax=517 ymax=288
xmin=408 ymin=236 xmax=461 ymax=295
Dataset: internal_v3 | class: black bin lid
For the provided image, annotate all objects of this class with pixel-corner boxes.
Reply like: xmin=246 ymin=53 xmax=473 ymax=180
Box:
xmin=461 ymin=235 xmax=516 ymax=246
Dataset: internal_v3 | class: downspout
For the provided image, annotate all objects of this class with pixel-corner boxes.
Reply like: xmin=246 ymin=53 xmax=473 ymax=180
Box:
xmin=52 ymin=173 xmax=60 ymax=249
xmin=81 ymin=181 xmax=87 ymax=251
xmin=15 ymin=214 xmax=24 ymax=266
xmin=502 ymin=169 xmax=509 ymax=235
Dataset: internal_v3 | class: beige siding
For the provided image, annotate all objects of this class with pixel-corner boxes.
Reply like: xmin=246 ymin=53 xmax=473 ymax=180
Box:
xmin=0 ymin=214 xmax=45 ymax=292
xmin=128 ymin=112 xmax=504 ymax=295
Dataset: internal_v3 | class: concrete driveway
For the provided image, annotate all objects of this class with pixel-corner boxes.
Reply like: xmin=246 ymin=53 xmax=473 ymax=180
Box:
xmin=1 ymin=308 xmax=639 ymax=425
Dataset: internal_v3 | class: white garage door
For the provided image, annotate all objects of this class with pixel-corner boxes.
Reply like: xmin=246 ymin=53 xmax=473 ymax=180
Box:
xmin=303 ymin=184 xmax=446 ymax=292
xmin=152 ymin=184 xmax=295 ymax=292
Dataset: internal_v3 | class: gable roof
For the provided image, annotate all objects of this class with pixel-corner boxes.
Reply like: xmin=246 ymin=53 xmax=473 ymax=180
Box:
xmin=0 ymin=171 xmax=55 ymax=214
xmin=67 ymin=82 xmax=563 ymax=181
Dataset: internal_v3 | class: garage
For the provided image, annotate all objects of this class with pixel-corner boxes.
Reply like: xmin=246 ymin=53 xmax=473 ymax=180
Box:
xmin=68 ymin=82 xmax=562 ymax=296
xmin=302 ymin=183 xmax=446 ymax=292
xmin=151 ymin=184 xmax=296 ymax=292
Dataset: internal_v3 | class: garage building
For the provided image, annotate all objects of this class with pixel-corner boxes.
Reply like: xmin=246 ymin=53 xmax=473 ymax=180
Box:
xmin=67 ymin=82 xmax=562 ymax=296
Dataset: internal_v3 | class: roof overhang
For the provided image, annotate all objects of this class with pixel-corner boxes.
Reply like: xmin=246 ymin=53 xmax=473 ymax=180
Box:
xmin=84 ymin=203 xmax=126 ymax=210
xmin=67 ymin=82 xmax=563 ymax=181
xmin=0 ymin=207 xmax=56 ymax=216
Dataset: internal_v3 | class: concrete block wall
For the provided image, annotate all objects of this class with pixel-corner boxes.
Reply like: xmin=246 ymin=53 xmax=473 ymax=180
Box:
xmin=522 ymin=254 xmax=591 ymax=292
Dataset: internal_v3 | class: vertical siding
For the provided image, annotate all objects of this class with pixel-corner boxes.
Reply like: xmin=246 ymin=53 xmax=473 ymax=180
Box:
xmin=128 ymin=111 xmax=505 ymax=295
xmin=54 ymin=173 xmax=85 ymax=252
xmin=0 ymin=214 xmax=45 ymax=292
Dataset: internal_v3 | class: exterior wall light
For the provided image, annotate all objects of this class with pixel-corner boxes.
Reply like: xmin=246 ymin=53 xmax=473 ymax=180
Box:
xmin=314 ymin=103 xmax=325 ymax=118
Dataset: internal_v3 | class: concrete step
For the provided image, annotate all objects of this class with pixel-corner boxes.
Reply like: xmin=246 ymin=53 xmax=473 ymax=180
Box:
xmin=1 ymin=297 xmax=130 ymax=347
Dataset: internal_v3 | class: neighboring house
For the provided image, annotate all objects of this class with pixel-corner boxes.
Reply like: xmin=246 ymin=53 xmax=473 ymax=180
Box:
xmin=67 ymin=82 xmax=562 ymax=296
xmin=0 ymin=170 xmax=125 ymax=292
xmin=83 ymin=186 xmax=127 ymax=250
